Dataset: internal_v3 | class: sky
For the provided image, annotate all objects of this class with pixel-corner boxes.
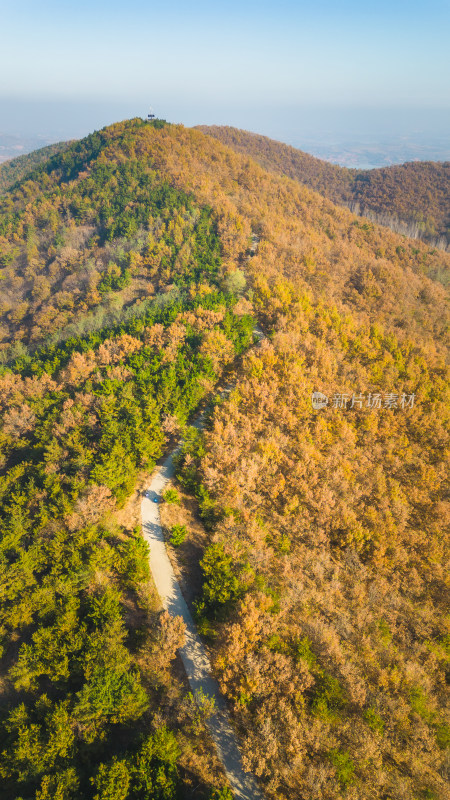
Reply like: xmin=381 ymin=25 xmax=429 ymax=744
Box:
xmin=0 ymin=0 xmax=449 ymax=158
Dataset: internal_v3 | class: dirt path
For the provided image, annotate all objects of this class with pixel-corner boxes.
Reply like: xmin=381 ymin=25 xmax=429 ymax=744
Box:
xmin=141 ymin=447 xmax=263 ymax=799
xmin=141 ymin=234 xmax=264 ymax=798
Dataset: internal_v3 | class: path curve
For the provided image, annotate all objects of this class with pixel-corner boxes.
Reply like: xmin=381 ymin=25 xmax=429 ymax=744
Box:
xmin=141 ymin=445 xmax=263 ymax=799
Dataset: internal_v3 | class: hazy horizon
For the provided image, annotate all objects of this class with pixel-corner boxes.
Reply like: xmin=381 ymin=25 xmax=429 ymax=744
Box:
xmin=1 ymin=97 xmax=449 ymax=170
xmin=1 ymin=0 xmax=449 ymax=168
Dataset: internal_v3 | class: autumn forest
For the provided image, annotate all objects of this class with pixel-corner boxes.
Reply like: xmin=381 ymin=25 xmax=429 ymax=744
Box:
xmin=0 ymin=118 xmax=448 ymax=800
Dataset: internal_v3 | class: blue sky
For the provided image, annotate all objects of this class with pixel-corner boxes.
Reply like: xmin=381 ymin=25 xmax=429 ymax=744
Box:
xmin=0 ymin=0 xmax=449 ymax=147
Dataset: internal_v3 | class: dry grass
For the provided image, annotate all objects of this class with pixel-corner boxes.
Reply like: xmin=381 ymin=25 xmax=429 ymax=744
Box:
xmin=115 ymin=469 xmax=152 ymax=532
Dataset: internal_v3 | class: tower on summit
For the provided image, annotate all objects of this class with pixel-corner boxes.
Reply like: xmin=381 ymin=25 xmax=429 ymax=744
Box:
xmin=147 ymin=107 xmax=156 ymax=122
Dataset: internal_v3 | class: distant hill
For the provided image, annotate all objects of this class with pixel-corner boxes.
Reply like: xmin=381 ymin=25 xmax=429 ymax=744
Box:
xmin=0 ymin=140 xmax=72 ymax=194
xmin=196 ymin=125 xmax=450 ymax=250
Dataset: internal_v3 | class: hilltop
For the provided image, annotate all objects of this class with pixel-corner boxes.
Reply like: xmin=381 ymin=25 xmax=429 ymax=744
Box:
xmin=197 ymin=125 xmax=450 ymax=250
xmin=1 ymin=118 xmax=449 ymax=356
xmin=0 ymin=119 xmax=448 ymax=800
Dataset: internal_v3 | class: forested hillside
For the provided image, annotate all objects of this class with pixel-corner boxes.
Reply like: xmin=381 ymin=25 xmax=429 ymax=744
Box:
xmin=0 ymin=120 xmax=255 ymax=800
xmin=0 ymin=141 xmax=71 ymax=195
xmin=176 ymin=283 xmax=449 ymax=799
xmin=196 ymin=125 xmax=450 ymax=251
xmin=0 ymin=118 xmax=448 ymax=800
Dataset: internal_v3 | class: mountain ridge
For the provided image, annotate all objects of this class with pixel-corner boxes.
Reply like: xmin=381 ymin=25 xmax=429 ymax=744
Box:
xmin=1 ymin=119 xmax=449 ymax=356
xmin=196 ymin=124 xmax=450 ymax=251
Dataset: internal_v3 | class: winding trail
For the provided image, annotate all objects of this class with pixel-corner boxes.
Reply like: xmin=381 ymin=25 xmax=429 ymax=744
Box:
xmin=141 ymin=238 xmax=264 ymax=798
xmin=141 ymin=441 xmax=263 ymax=800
